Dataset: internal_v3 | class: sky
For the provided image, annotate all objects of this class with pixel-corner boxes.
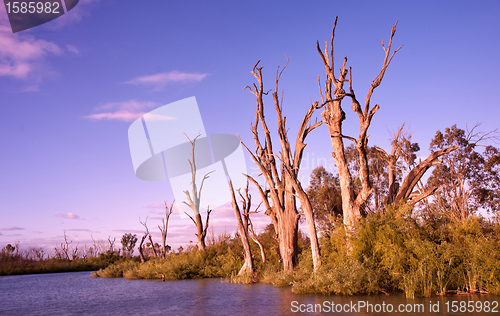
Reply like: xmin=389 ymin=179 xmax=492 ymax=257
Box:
xmin=1 ymin=1 xmax=499 ymax=253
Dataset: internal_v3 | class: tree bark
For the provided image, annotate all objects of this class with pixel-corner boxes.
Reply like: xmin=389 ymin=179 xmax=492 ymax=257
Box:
xmin=242 ymin=59 xmax=321 ymax=270
xmin=158 ymin=201 xmax=173 ymax=258
xmin=182 ymin=134 xmax=213 ymax=252
xmin=392 ymin=146 xmax=458 ymax=204
xmin=138 ymin=234 xmax=147 ymax=264
xmin=317 ymin=17 xmax=401 ymax=231
xmin=229 ymin=179 xmax=254 ymax=276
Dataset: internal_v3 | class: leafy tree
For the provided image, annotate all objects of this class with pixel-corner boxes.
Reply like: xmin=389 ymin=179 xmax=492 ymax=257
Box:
xmin=306 ymin=166 xmax=342 ymax=236
xmin=426 ymin=125 xmax=500 ymax=221
xmin=121 ymin=233 xmax=138 ymax=257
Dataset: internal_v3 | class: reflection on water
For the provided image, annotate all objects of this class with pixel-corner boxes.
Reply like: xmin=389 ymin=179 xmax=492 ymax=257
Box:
xmin=0 ymin=271 xmax=498 ymax=315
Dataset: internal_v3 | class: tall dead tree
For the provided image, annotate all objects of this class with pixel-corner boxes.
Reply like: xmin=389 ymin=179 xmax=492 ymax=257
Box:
xmin=229 ymin=179 xmax=254 ymax=276
xmin=183 ymin=134 xmax=213 ymax=252
xmin=242 ymin=59 xmax=322 ymax=270
xmin=316 ymin=17 xmax=402 ymax=231
xmin=158 ymin=201 xmax=174 ymax=258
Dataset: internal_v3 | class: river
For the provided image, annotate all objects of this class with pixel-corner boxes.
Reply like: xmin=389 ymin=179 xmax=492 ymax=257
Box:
xmin=1 ymin=271 xmax=499 ymax=315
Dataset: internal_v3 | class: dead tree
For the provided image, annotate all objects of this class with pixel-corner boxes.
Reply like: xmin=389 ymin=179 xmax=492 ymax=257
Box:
xmin=229 ymin=179 xmax=254 ymax=276
xmin=140 ymin=217 xmax=157 ymax=257
xmin=183 ymin=133 xmax=214 ymax=252
xmin=138 ymin=233 xmax=147 ymax=263
xmin=239 ymin=181 xmax=266 ymax=263
xmin=60 ymin=231 xmax=71 ymax=260
xmin=242 ymin=59 xmax=322 ymax=270
xmin=316 ymin=17 xmax=402 ymax=231
xmin=107 ymin=236 xmax=117 ymax=254
xmin=374 ymin=124 xmax=458 ymax=206
xmin=158 ymin=201 xmax=174 ymax=258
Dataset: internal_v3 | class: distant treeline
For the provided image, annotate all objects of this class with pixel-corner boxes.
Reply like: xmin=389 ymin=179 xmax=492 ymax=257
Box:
xmin=0 ymin=247 xmax=121 ymax=276
xmin=0 ymin=235 xmax=125 ymax=276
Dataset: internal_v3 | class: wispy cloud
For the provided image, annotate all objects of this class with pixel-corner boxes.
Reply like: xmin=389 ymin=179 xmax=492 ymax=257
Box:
xmin=0 ymin=25 xmax=62 ymax=79
xmin=0 ymin=1 xmax=94 ymax=85
xmin=2 ymin=226 xmax=25 ymax=231
xmin=124 ymin=71 xmax=207 ymax=90
xmin=84 ymin=100 xmax=175 ymax=122
xmin=56 ymin=212 xmax=80 ymax=219
xmin=66 ymin=44 xmax=80 ymax=55
xmin=67 ymin=228 xmax=92 ymax=232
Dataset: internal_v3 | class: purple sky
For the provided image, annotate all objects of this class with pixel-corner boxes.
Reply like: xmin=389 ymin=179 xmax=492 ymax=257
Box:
xmin=1 ymin=1 xmax=499 ymax=252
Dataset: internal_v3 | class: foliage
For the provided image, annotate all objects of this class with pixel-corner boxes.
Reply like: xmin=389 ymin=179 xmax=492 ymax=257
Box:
xmin=0 ymin=244 xmax=121 ymax=276
xmin=121 ymin=233 xmax=138 ymax=257
xmin=427 ymin=125 xmax=500 ymax=220
xmin=95 ymin=233 xmax=250 ymax=280
xmin=287 ymin=203 xmax=500 ymax=297
xmin=306 ymin=166 xmax=342 ymax=236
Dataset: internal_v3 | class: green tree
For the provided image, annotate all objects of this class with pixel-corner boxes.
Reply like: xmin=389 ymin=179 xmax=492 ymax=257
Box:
xmin=121 ymin=233 xmax=138 ymax=257
xmin=306 ymin=166 xmax=342 ymax=236
xmin=426 ymin=125 xmax=500 ymax=221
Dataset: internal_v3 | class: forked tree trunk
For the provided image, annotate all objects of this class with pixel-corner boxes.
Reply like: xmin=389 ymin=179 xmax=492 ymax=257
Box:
xmin=242 ymin=59 xmax=322 ymax=271
xmin=317 ymin=17 xmax=401 ymax=231
xmin=374 ymin=125 xmax=459 ymax=206
xmin=182 ymin=134 xmax=213 ymax=252
xmin=229 ymin=180 xmax=254 ymax=276
xmin=158 ymin=201 xmax=174 ymax=258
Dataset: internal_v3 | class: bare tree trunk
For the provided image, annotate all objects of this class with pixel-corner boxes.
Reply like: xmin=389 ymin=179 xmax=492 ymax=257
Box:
xmin=107 ymin=237 xmax=116 ymax=254
xmin=242 ymin=59 xmax=322 ymax=271
xmin=247 ymin=223 xmax=266 ymax=263
xmin=280 ymin=191 xmax=299 ymax=270
xmin=61 ymin=231 xmax=71 ymax=260
xmin=140 ymin=217 xmax=157 ymax=257
xmin=317 ymin=17 xmax=401 ymax=231
xmin=138 ymin=234 xmax=147 ymax=264
xmin=229 ymin=179 xmax=254 ymax=276
xmin=239 ymin=186 xmax=266 ymax=263
xmin=158 ymin=201 xmax=174 ymax=258
xmin=392 ymin=146 xmax=458 ymax=204
xmin=195 ymin=213 xmax=206 ymax=252
xmin=374 ymin=125 xmax=458 ymax=206
xmin=182 ymin=134 xmax=214 ymax=252
xmin=147 ymin=234 xmax=158 ymax=258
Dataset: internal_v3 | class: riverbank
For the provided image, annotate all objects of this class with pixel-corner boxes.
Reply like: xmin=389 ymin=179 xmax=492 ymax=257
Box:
xmin=94 ymin=205 xmax=500 ymax=298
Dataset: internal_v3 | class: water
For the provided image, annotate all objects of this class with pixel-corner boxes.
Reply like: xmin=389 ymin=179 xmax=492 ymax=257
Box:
xmin=1 ymin=271 xmax=499 ymax=315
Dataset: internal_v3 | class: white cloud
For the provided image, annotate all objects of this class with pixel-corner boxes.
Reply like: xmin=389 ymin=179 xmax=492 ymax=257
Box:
xmin=56 ymin=212 xmax=80 ymax=219
xmin=124 ymin=71 xmax=207 ymax=90
xmin=84 ymin=100 xmax=175 ymax=122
